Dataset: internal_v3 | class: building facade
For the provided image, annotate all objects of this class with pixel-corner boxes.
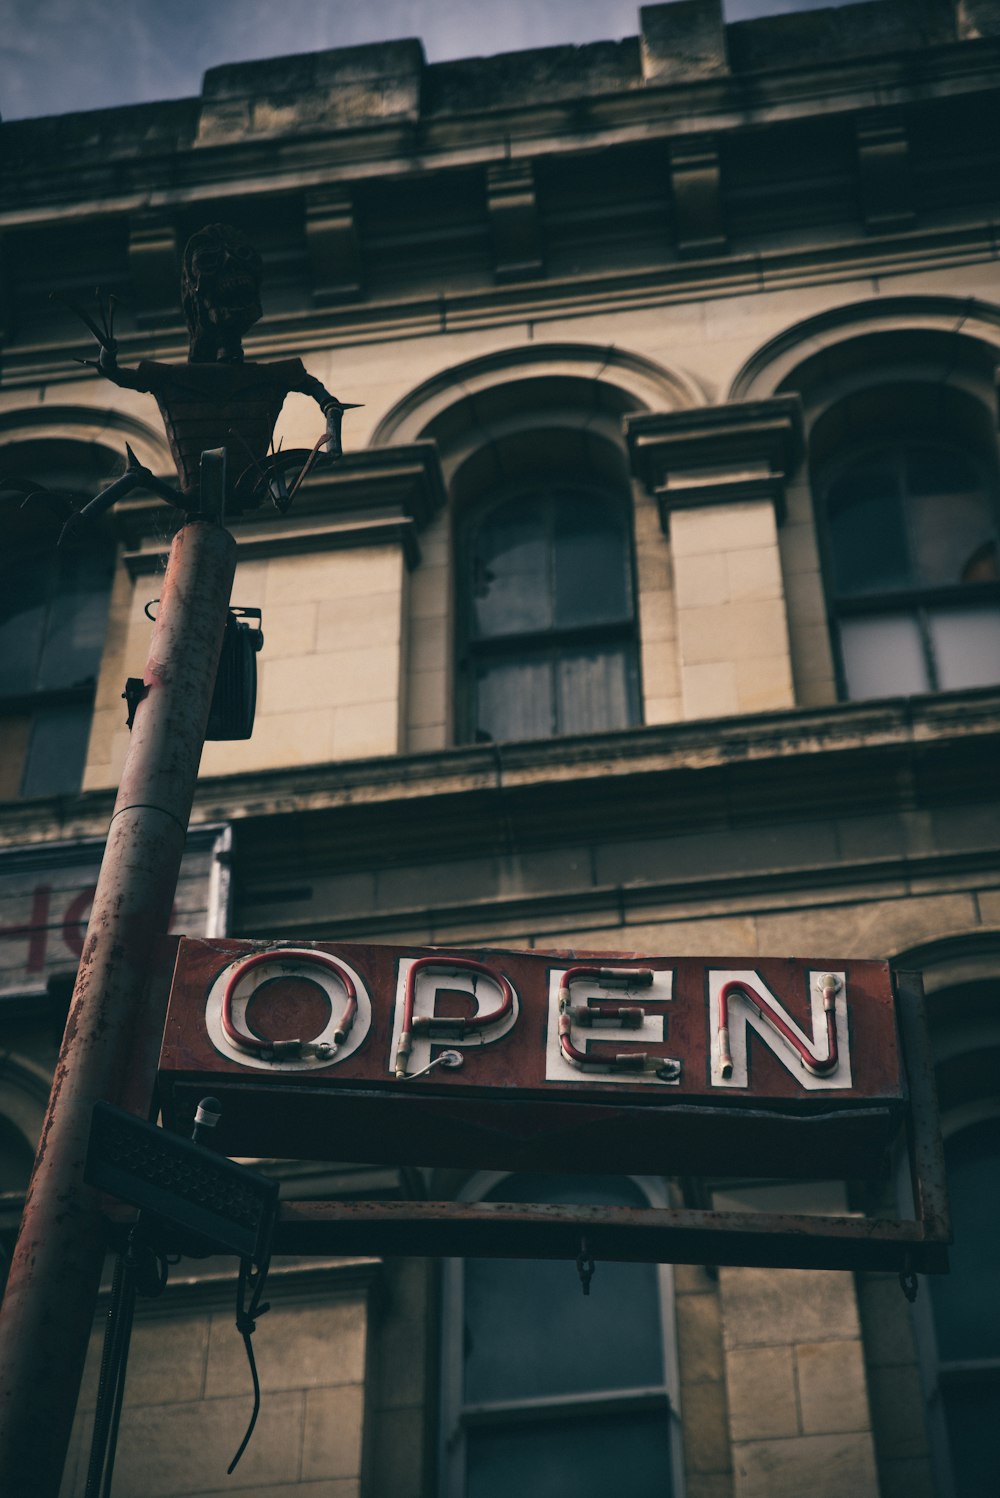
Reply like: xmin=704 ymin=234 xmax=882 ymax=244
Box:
xmin=1 ymin=2 xmax=999 ymax=1494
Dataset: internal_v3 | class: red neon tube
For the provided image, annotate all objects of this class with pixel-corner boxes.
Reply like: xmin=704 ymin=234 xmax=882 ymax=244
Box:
xmin=395 ymin=956 xmax=514 ymax=1078
xmin=557 ymin=965 xmax=655 ymax=1073
xmin=222 ymin=950 xmax=358 ymax=1061
xmin=717 ymin=976 xmax=839 ymax=1080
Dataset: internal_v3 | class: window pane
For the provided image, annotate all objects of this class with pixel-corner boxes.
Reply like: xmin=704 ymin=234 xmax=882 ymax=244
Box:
xmin=909 ymin=488 xmax=998 ymax=590
xmin=827 ymin=465 xmax=910 ymax=596
xmin=930 ymin=1122 xmax=1000 ymax=1362
xmin=21 ymin=703 xmax=92 ymax=798
xmin=467 ymin=1409 xmax=672 ymax=1498
xmin=475 ymin=657 xmax=552 ymax=741
xmin=0 ymin=552 xmax=50 ymax=695
xmin=929 ymin=606 xmax=1000 ymax=690
xmin=464 ymin=1175 xmax=663 ymax=1404
xmin=939 ymin=1379 xmax=1000 ymax=1498
xmin=554 ymin=497 xmax=631 ymax=629
xmin=465 ymin=487 xmax=639 ymax=742
xmin=839 ymin=614 xmax=929 ymax=699
xmin=36 ymin=548 xmax=114 ymax=690
xmin=556 ymin=646 xmax=634 ymax=735
xmin=463 ymin=1253 xmax=664 ymax=1403
xmin=905 ymin=444 xmax=980 ymax=496
xmin=472 ymin=502 xmax=551 ymax=639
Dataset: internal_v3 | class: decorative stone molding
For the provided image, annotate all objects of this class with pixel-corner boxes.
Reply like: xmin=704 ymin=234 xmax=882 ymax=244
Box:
xmin=128 ymin=212 xmax=180 ymax=327
xmin=117 ymin=441 xmax=446 ymax=574
xmin=0 ymin=234 xmax=11 ymax=345
xmin=669 ymin=135 xmax=726 ymax=259
xmin=856 ymin=111 xmax=916 ymax=233
xmin=306 ymin=185 xmax=363 ymax=304
xmin=0 ymin=404 xmax=170 ymax=476
xmin=487 ymin=161 xmax=543 ymax=284
xmin=729 ymin=296 xmax=1000 ymax=402
xmin=375 ymin=342 xmax=699 ymax=447
xmin=626 ymin=396 xmax=803 ymax=531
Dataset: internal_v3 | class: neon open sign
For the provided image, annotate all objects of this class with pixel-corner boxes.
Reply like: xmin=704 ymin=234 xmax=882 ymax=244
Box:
xmin=158 ymin=940 xmax=906 ymax=1180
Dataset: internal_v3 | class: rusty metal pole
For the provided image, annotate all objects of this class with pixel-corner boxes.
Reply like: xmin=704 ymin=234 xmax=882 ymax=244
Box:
xmin=0 ymin=463 xmax=236 ymax=1496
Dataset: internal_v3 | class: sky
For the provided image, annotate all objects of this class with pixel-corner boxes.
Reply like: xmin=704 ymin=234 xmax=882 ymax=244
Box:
xmin=0 ymin=0 xmax=862 ymax=122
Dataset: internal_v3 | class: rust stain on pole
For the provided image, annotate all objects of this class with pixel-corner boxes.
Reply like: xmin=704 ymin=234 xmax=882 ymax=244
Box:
xmin=0 ymin=520 xmax=236 ymax=1497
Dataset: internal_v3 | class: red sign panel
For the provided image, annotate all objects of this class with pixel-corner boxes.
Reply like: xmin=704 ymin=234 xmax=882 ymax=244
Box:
xmin=157 ymin=939 xmax=907 ymax=1179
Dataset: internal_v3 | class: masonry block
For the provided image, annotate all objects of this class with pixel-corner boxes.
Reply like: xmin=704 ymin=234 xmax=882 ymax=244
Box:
xmin=641 ymin=0 xmax=728 ymax=81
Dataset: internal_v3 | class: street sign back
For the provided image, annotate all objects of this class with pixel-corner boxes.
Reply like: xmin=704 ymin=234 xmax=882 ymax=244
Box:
xmin=158 ymin=940 xmax=906 ymax=1180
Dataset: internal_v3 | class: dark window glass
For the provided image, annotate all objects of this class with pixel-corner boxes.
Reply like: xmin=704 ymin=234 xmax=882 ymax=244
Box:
xmin=36 ymin=549 xmax=116 ymax=690
xmin=464 ymin=1176 xmax=662 ymax=1404
xmin=21 ymin=704 xmax=95 ymax=799
xmin=474 ymin=657 xmax=553 ymax=743
xmin=928 ymin=1121 xmax=1000 ymax=1498
xmin=463 ymin=487 xmax=639 ymax=742
xmin=552 ymin=499 xmax=632 ymax=629
xmin=0 ymin=515 xmax=114 ymax=798
xmin=471 ymin=502 xmax=551 ymax=638
xmin=930 ymin=1123 xmax=1000 ymax=1362
xmin=0 ymin=552 xmax=51 ymax=697
xmin=457 ymin=1175 xmax=673 ymax=1498
xmin=467 ymin=1410 xmax=672 ymax=1498
xmin=822 ymin=441 xmax=1000 ymax=700
xmin=556 ymin=646 xmax=634 ymax=736
xmin=827 ymin=465 xmax=908 ymax=597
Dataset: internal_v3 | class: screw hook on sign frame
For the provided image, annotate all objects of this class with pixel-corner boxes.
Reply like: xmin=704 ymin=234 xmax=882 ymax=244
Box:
xmin=576 ymin=1237 xmax=596 ymax=1297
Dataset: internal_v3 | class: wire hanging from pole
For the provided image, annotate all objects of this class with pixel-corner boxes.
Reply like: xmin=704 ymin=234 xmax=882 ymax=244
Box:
xmin=227 ymin=1253 xmax=272 ymax=1475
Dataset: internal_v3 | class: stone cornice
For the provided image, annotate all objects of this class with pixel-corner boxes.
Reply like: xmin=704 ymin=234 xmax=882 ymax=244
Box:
xmin=627 ymin=397 xmax=803 ymax=481
xmin=626 ymin=395 xmax=804 ymax=527
xmin=237 ymin=842 xmax=1000 ymax=945
xmin=1 ymin=689 xmax=997 ymax=862
xmin=3 ymin=13 xmax=1000 ymax=229
xmin=4 ymin=54 xmax=1000 ymax=230
xmin=116 ymin=441 xmax=446 ymax=573
xmin=3 ymin=220 xmax=996 ymax=392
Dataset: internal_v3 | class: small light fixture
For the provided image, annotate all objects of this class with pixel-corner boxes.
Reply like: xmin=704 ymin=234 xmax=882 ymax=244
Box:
xmin=85 ymin=1100 xmax=278 ymax=1261
xmin=206 ymin=606 xmax=264 ymax=741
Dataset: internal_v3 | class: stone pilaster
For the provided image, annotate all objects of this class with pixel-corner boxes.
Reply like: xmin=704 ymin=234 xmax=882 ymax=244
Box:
xmin=627 ymin=398 xmax=803 ymax=720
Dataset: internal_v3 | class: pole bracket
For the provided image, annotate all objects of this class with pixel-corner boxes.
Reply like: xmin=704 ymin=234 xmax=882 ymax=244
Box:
xmin=122 ymin=678 xmax=149 ymax=731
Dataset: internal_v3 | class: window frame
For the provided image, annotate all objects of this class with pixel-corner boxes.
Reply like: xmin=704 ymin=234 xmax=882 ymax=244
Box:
xmin=815 ymin=435 xmax=1000 ymax=701
xmin=454 ymin=479 xmax=642 ymax=745
xmin=907 ymin=1106 xmax=1000 ymax=1498
xmin=439 ymin=1171 xmax=684 ymax=1498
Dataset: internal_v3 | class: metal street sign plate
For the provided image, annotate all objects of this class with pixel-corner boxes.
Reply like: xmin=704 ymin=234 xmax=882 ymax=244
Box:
xmin=158 ymin=939 xmax=906 ymax=1180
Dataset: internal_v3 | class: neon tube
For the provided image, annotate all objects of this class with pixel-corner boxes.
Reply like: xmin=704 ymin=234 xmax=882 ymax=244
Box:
xmin=717 ymin=975 xmax=839 ymax=1080
xmin=557 ymin=965 xmax=680 ymax=1077
xmin=222 ymin=950 xmax=358 ymax=1061
xmin=395 ymin=956 xmax=514 ymax=1078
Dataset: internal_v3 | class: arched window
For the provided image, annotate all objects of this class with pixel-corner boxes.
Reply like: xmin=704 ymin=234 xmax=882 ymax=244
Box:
xmin=0 ymin=444 xmax=116 ymax=799
xmin=927 ymin=1119 xmax=1000 ymax=1498
xmin=440 ymin=1174 xmax=681 ymax=1498
xmin=820 ymin=438 xmax=1000 ymax=700
xmin=458 ymin=485 xmax=640 ymax=742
